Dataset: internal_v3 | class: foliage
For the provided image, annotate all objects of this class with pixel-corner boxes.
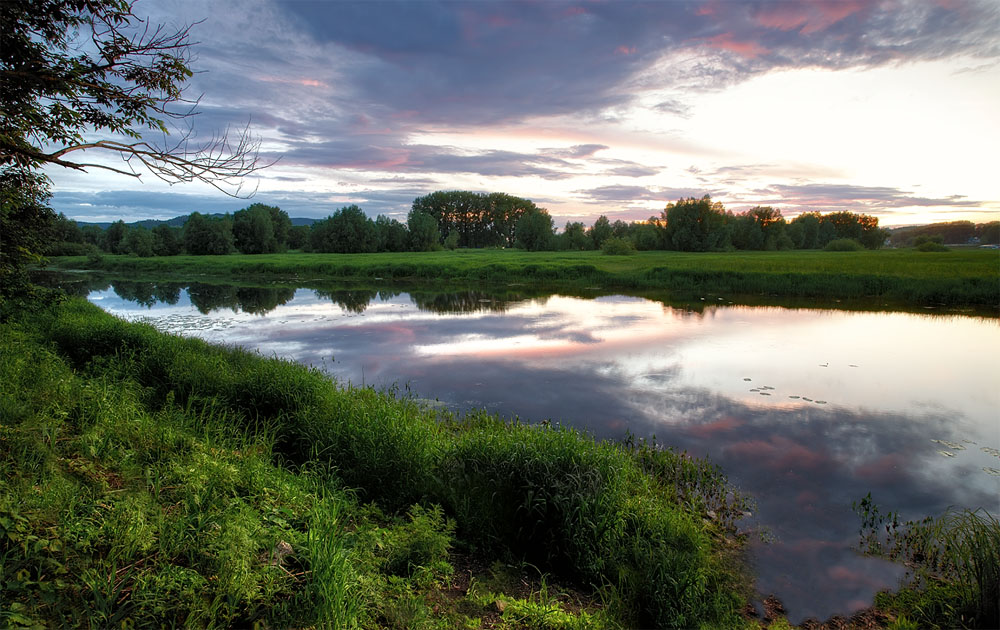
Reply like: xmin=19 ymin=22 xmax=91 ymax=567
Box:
xmin=588 ymin=215 xmax=613 ymax=249
xmin=413 ymin=191 xmax=539 ymax=248
xmin=182 ymin=212 xmax=234 ymax=255
xmin=101 ymin=220 xmax=128 ymax=254
xmin=558 ymin=221 xmax=593 ymax=251
xmin=0 ymin=167 xmax=56 ymax=306
xmin=375 ymin=215 xmax=409 ymax=252
xmin=444 ymin=231 xmax=460 ymax=250
xmin=915 ymin=240 xmax=950 ymax=252
xmin=599 ymin=237 xmax=636 ymax=256
xmin=515 ymin=209 xmax=556 ymax=251
xmin=308 ymin=206 xmax=378 ymax=254
xmin=122 ymin=226 xmax=155 ymax=257
xmin=233 ymin=203 xmax=280 ymax=254
xmin=661 ymin=196 xmax=730 ymax=251
xmin=151 ymin=224 xmax=182 ymax=256
xmin=730 ymin=206 xmax=792 ymax=251
xmin=823 ymin=238 xmax=865 ymax=251
xmin=407 ymin=210 xmax=441 ymax=252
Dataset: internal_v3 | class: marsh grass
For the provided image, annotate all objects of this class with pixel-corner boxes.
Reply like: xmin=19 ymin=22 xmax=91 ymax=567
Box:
xmin=2 ymin=298 xmax=753 ymax=627
xmin=855 ymin=494 xmax=1000 ymax=628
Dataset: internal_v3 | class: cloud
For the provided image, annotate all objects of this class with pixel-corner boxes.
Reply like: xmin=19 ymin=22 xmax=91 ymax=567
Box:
xmin=577 ymin=185 xmax=711 ymax=204
xmin=753 ymin=183 xmax=990 ymax=212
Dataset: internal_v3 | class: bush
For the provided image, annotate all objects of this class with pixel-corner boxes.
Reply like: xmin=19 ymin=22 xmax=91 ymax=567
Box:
xmin=824 ymin=238 xmax=864 ymax=251
xmin=600 ymin=237 xmax=636 ymax=256
xmin=915 ymin=240 xmax=950 ymax=252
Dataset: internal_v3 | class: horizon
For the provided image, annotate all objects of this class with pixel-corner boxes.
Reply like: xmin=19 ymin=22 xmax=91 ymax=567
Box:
xmin=44 ymin=0 xmax=1000 ymax=229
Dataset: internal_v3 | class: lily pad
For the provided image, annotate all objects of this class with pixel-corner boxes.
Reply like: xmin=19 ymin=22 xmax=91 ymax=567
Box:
xmin=789 ymin=395 xmax=800 ymax=399
xmin=981 ymin=447 xmax=1000 ymax=458
xmin=984 ymin=467 xmax=1000 ymax=476
xmin=938 ymin=450 xmax=956 ymax=458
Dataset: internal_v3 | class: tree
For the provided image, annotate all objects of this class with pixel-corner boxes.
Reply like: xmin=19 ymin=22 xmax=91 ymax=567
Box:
xmin=232 ymin=204 xmax=276 ymax=254
xmin=407 ymin=210 xmax=440 ymax=252
xmin=661 ymin=196 xmax=730 ymax=251
xmin=309 ymin=205 xmax=377 ymax=253
xmin=514 ymin=209 xmax=555 ymax=251
xmin=0 ymin=167 xmax=55 ymax=304
xmin=559 ymin=221 xmax=593 ymax=250
xmin=1 ymin=0 xmax=266 ymax=193
xmin=731 ymin=206 xmax=791 ymax=251
xmin=287 ymin=225 xmax=310 ymax=250
xmin=374 ymin=215 xmax=409 ymax=252
xmin=151 ymin=223 xmax=182 ymax=256
xmin=183 ymin=212 xmax=233 ymax=255
xmin=588 ymin=215 xmax=613 ymax=249
xmin=123 ymin=226 xmax=155 ymax=257
xmin=101 ymin=220 xmax=128 ymax=254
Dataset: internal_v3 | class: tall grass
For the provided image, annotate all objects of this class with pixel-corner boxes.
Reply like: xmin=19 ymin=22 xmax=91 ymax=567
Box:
xmin=855 ymin=494 xmax=1000 ymax=628
xmin=6 ymin=298 xmax=751 ymax=627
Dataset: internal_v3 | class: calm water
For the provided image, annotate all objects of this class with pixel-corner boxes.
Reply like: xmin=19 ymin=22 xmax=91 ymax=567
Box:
xmin=73 ymin=277 xmax=1000 ymax=622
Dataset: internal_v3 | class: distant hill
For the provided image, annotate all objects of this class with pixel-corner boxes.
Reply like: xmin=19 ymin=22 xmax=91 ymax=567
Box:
xmin=887 ymin=220 xmax=998 ymax=247
xmin=75 ymin=214 xmax=317 ymax=230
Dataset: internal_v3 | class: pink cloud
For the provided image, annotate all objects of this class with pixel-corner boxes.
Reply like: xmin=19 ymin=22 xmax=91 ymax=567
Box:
xmin=704 ymin=33 xmax=769 ymax=58
xmin=725 ymin=435 xmax=832 ymax=471
xmin=615 ymin=45 xmax=638 ymax=56
xmin=854 ymin=453 xmax=906 ymax=482
xmin=755 ymin=1 xmax=868 ymax=35
xmin=688 ymin=415 xmax=743 ymax=438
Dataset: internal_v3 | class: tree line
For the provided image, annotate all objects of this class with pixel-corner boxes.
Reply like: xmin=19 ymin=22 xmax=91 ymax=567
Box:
xmin=46 ymin=192 xmax=954 ymax=258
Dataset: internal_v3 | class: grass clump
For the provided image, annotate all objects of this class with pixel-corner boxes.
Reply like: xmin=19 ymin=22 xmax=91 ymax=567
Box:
xmin=854 ymin=494 xmax=999 ymax=629
xmin=2 ymin=298 xmax=752 ymax=627
xmin=823 ymin=238 xmax=865 ymax=251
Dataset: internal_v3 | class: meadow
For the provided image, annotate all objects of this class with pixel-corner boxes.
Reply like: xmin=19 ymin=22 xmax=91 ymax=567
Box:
xmin=48 ymin=248 xmax=1000 ymax=309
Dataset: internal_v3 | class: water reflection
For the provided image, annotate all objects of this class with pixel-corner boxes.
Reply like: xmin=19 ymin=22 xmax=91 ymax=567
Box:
xmin=49 ymin=273 xmax=1000 ymax=623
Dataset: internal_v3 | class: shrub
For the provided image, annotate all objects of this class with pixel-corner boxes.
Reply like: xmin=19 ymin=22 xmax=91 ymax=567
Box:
xmin=600 ymin=237 xmax=636 ymax=256
xmin=915 ymin=240 xmax=950 ymax=252
xmin=824 ymin=238 xmax=864 ymax=251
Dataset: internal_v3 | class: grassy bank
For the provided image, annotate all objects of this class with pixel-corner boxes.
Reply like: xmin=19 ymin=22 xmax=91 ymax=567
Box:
xmin=1 ymin=297 xmax=754 ymax=629
xmin=47 ymin=248 xmax=1000 ymax=308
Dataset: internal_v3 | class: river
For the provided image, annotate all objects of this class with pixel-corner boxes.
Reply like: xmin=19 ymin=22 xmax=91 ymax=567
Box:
xmin=67 ymin=276 xmax=1000 ymax=623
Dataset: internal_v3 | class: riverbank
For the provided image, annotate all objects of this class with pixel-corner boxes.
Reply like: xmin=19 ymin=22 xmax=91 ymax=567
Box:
xmin=1 ymin=296 xmax=752 ymax=629
xmin=46 ymin=248 xmax=1000 ymax=309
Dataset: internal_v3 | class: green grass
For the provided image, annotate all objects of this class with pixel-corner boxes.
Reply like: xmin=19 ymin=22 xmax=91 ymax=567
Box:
xmin=47 ymin=248 xmax=1000 ymax=308
xmin=1 ymin=297 xmax=753 ymax=628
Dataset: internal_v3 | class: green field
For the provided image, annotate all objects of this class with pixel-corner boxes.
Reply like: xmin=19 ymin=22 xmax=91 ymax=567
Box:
xmin=48 ymin=248 xmax=1000 ymax=309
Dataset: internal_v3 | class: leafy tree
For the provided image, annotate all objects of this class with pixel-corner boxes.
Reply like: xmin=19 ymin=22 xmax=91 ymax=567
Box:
xmin=287 ymin=224 xmax=310 ymax=250
xmin=588 ymin=215 xmax=613 ymax=249
xmin=411 ymin=190 xmax=539 ymax=248
xmin=123 ymin=226 xmax=155 ymax=257
xmin=611 ymin=219 xmax=630 ymax=239
xmin=407 ymin=210 xmax=440 ymax=252
xmin=630 ymin=219 xmax=662 ymax=250
xmin=81 ymin=224 xmax=104 ymax=247
xmin=559 ymin=222 xmax=593 ymax=250
xmin=661 ymin=196 xmax=730 ymax=251
xmin=444 ymin=231 xmax=460 ymax=250
xmin=374 ymin=215 xmax=409 ymax=252
xmin=232 ymin=204 xmax=276 ymax=254
xmin=978 ymin=221 xmax=999 ymax=245
xmin=730 ymin=206 xmax=791 ymax=251
xmin=151 ymin=223 xmax=182 ymax=256
xmin=788 ymin=212 xmax=821 ymax=249
xmin=0 ymin=167 xmax=55 ymax=305
xmin=309 ymin=205 xmax=377 ymax=253
xmin=101 ymin=220 xmax=128 ymax=254
xmin=514 ymin=209 xmax=555 ymax=251
xmin=183 ymin=212 xmax=233 ymax=255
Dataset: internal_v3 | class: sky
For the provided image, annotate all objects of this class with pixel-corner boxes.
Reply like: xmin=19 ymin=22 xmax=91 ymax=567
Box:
xmin=46 ymin=0 xmax=1000 ymax=228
